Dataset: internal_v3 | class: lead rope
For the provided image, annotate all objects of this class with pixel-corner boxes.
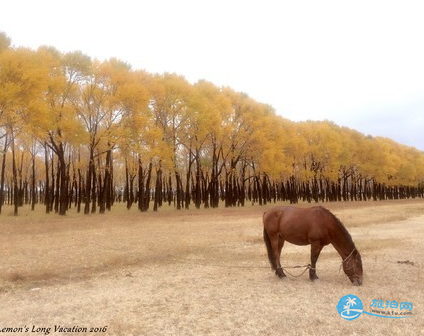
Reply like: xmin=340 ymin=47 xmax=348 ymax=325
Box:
xmin=279 ymin=264 xmax=315 ymax=278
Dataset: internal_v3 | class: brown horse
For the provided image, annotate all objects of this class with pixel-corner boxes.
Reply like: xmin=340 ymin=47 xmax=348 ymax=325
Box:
xmin=263 ymin=206 xmax=363 ymax=285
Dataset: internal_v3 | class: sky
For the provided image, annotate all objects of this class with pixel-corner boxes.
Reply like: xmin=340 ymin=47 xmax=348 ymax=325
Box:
xmin=1 ymin=0 xmax=424 ymax=150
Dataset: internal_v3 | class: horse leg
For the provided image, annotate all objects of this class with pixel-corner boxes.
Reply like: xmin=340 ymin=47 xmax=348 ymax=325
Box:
xmin=275 ymin=236 xmax=286 ymax=279
xmin=271 ymin=234 xmax=286 ymax=279
xmin=309 ymin=241 xmax=323 ymax=281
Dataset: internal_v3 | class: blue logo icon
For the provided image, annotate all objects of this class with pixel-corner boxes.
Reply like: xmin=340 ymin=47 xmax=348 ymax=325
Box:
xmin=337 ymin=294 xmax=363 ymax=320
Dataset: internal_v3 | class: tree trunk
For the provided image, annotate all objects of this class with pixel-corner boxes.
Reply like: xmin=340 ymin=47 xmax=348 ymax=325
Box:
xmin=194 ymin=152 xmax=202 ymax=209
xmin=175 ymin=170 xmax=183 ymax=210
xmin=44 ymin=145 xmax=51 ymax=213
xmin=10 ymin=130 xmax=19 ymax=216
xmin=210 ymin=146 xmax=220 ymax=208
xmin=143 ymin=162 xmax=152 ymax=211
xmin=91 ymin=159 xmax=97 ymax=214
xmin=31 ymin=149 xmax=36 ymax=211
xmin=84 ymin=150 xmax=94 ymax=214
xmin=184 ymin=155 xmax=193 ymax=210
xmin=57 ymin=149 xmax=68 ymax=216
xmin=125 ymin=160 xmax=131 ymax=210
xmin=105 ymin=149 xmax=113 ymax=211
xmin=0 ymin=134 xmax=8 ymax=214
xmin=137 ymin=159 xmax=144 ymax=211
xmin=153 ymin=167 xmax=163 ymax=211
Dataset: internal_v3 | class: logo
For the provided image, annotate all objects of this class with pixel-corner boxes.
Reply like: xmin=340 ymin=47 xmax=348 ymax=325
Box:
xmin=337 ymin=295 xmax=413 ymax=320
xmin=337 ymin=295 xmax=363 ymax=320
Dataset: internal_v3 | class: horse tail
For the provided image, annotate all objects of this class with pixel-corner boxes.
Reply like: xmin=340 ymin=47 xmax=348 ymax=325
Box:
xmin=263 ymin=226 xmax=277 ymax=270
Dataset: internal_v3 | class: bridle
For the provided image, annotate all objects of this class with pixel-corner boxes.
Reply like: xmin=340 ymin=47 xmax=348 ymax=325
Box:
xmin=339 ymin=248 xmax=357 ymax=274
xmin=339 ymin=248 xmax=362 ymax=284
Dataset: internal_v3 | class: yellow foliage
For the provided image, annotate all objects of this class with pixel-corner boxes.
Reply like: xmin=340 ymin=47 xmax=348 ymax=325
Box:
xmin=1 ymin=38 xmax=424 ymax=195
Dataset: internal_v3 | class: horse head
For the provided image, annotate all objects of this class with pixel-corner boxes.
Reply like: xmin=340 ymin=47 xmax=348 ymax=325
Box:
xmin=342 ymin=249 xmax=363 ymax=286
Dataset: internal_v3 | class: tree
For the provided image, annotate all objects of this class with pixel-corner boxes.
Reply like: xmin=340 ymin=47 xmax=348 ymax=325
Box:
xmin=187 ymin=80 xmax=232 ymax=208
xmin=150 ymin=73 xmax=193 ymax=209
xmin=220 ymin=89 xmax=279 ymax=207
xmin=111 ymin=68 xmax=158 ymax=212
xmin=0 ymin=48 xmax=49 ymax=214
xmin=29 ymin=48 xmax=90 ymax=215
xmin=1 ymin=32 xmax=424 ymax=215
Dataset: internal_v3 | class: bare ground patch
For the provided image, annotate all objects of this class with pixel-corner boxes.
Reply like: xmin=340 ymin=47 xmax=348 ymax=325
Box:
xmin=0 ymin=199 xmax=423 ymax=335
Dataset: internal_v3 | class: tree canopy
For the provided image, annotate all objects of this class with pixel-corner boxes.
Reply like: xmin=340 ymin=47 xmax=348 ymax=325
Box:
xmin=1 ymin=31 xmax=423 ymax=215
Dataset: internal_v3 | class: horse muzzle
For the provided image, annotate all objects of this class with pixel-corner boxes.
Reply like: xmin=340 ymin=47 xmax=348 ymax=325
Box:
xmin=351 ymin=276 xmax=363 ymax=286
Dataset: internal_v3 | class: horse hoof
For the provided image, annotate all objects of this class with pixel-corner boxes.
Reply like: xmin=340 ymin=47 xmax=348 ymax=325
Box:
xmin=275 ymin=268 xmax=286 ymax=279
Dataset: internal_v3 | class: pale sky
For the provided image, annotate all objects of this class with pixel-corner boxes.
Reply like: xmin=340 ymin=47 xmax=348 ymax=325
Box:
xmin=1 ymin=0 xmax=424 ymax=150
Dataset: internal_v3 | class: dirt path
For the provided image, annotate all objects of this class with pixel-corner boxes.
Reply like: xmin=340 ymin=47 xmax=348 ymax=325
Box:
xmin=0 ymin=200 xmax=423 ymax=335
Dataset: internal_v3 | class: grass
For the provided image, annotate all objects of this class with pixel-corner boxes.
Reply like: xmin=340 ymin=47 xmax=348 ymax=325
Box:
xmin=0 ymin=199 xmax=423 ymax=335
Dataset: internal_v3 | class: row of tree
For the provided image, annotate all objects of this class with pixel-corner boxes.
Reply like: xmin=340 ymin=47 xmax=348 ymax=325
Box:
xmin=1 ymin=32 xmax=424 ymax=216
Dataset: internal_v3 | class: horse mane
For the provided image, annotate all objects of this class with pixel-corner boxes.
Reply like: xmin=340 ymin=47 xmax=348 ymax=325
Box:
xmin=320 ymin=207 xmax=356 ymax=247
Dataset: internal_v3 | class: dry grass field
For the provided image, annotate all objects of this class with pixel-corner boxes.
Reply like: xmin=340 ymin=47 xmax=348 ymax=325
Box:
xmin=0 ymin=199 xmax=423 ymax=336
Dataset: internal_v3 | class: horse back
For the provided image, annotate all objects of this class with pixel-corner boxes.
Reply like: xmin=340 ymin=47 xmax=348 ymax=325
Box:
xmin=263 ymin=206 xmax=332 ymax=245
